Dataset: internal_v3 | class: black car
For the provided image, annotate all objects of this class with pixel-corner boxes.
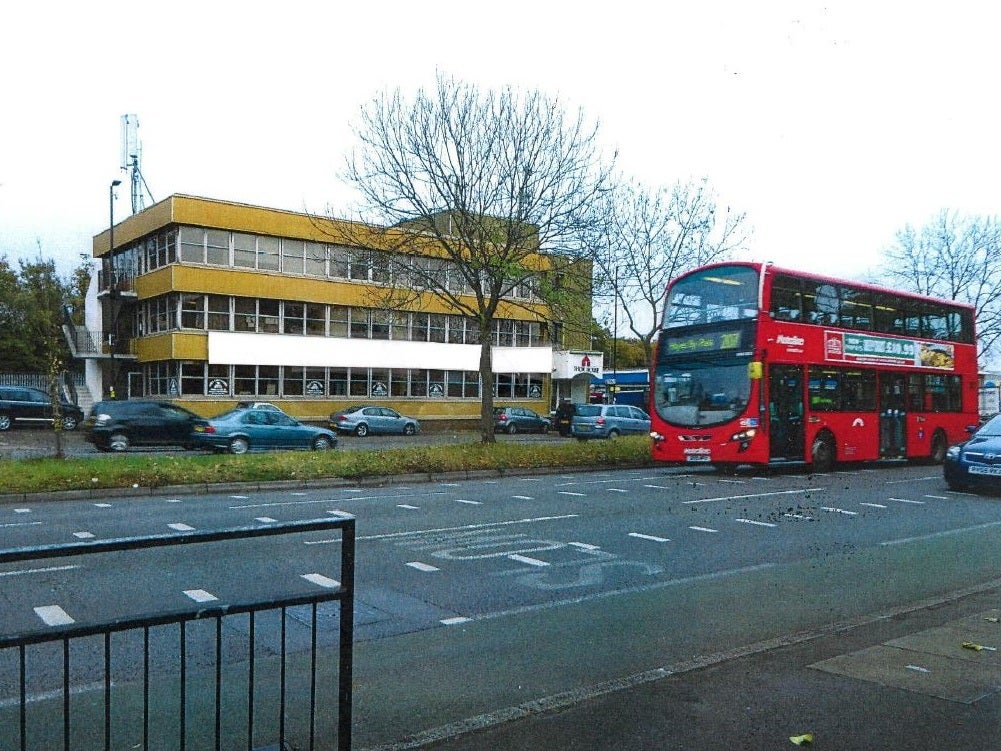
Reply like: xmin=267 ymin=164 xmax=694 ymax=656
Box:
xmin=493 ymin=406 xmax=551 ymax=434
xmin=0 ymin=385 xmax=84 ymax=431
xmin=85 ymin=400 xmax=210 ymax=452
xmin=943 ymin=415 xmax=1001 ymax=492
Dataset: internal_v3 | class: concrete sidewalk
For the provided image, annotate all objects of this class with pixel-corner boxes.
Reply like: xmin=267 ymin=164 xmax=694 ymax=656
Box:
xmin=396 ymin=584 xmax=1001 ymax=751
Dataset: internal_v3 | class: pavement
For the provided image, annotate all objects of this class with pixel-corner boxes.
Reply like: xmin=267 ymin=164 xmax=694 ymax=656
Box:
xmin=369 ymin=581 xmax=1001 ymax=751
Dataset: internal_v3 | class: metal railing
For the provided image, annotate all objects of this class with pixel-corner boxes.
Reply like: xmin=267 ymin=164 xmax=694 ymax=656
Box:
xmin=0 ymin=517 xmax=355 ymax=751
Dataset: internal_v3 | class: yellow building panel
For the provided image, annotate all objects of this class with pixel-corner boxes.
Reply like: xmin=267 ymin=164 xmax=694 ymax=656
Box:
xmin=134 ymin=332 xmax=208 ymax=362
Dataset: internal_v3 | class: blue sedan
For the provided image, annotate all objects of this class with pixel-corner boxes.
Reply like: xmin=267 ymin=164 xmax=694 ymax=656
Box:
xmin=943 ymin=415 xmax=1001 ymax=492
xmin=194 ymin=407 xmax=338 ymax=455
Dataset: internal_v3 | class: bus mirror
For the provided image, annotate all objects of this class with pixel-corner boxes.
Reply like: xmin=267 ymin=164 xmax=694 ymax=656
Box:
xmin=748 ymin=362 xmax=763 ymax=380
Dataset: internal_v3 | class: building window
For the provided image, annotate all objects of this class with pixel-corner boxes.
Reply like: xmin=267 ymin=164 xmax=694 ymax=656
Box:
xmin=329 ymin=368 xmax=348 ymax=396
xmin=282 ymin=239 xmax=305 ymax=275
xmin=330 ymin=305 xmax=349 ymax=338
xmin=329 ymin=246 xmax=350 ymax=278
xmin=178 ymin=226 xmax=204 ymax=263
xmin=207 ymin=295 xmax=230 ymax=331
xmin=305 ymin=303 xmax=326 ymax=336
xmin=284 ymin=366 xmax=305 ymax=396
xmin=258 ymin=236 xmax=281 ymax=271
xmin=180 ymin=361 xmax=205 ymax=395
xmin=234 ymin=233 xmax=258 ymax=269
xmin=283 ymin=302 xmax=305 ymax=335
xmin=304 ymin=242 xmax=326 ymax=277
xmin=235 ymin=298 xmax=257 ymax=332
xmin=259 ymin=366 xmax=279 ymax=396
xmin=179 ymin=293 xmax=205 ymax=329
xmin=206 ymin=230 xmax=229 ymax=266
xmin=259 ymin=300 xmax=280 ymax=333
xmin=350 ymin=307 xmax=370 ymax=338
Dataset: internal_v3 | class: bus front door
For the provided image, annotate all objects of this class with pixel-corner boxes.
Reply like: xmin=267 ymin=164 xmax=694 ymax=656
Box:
xmin=879 ymin=373 xmax=907 ymax=459
xmin=769 ymin=365 xmax=805 ymax=461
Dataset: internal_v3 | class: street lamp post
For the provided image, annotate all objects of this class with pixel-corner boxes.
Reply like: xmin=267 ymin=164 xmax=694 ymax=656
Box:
xmin=108 ymin=179 xmax=122 ymax=399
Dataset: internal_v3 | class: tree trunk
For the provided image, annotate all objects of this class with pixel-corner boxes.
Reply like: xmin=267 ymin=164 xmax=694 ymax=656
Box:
xmin=479 ymin=336 xmax=496 ymax=443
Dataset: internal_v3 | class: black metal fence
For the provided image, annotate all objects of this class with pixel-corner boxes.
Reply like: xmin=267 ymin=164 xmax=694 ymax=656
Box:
xmin=0 ymin=517 xmax=355 ymax=751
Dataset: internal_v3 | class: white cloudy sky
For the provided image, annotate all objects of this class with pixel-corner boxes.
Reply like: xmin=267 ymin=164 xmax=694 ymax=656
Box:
xmin=1 ymin=1 xmax=997 ymax=280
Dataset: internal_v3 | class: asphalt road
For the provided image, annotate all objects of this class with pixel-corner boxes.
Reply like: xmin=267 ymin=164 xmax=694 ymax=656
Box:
xmin=3 ymin=460 xmax=1000 ymax=749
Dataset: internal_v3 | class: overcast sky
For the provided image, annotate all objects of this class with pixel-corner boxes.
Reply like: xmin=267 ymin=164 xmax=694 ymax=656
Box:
xmin=2 ymin=1 xmax=997 ymax=282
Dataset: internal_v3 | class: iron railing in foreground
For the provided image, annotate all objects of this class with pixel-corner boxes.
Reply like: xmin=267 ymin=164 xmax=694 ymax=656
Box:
xmin=0 ymin=516 xmax=355 ymax=751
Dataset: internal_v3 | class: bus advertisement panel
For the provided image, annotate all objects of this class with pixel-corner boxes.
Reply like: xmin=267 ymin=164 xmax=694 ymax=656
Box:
xmin=650 ymin=262 xmax=978 ymax=471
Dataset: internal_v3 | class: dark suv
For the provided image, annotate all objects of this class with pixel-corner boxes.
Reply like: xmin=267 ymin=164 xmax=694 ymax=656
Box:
xmin=85 ymin=400 xmax=210 ymax=452
xmin=493 ymin=406 xmax=551 ymax=434
xmin=0 ymin=385 xmax=85 ymax=431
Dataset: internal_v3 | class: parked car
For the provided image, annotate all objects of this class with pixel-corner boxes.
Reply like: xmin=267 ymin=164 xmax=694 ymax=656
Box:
xmin=943 ymin=415 xmax=1001 ymax=492
xmin=0 ymin=385 xmax=85 ymax=431
xmin=493 ymin=406 xmax=551 ymax=434
xmin=195 ymin=406 xmax=338 ymax=454
xmin=571 ymin=404 xmax=651 ymax=440
xmin=329 ymin=405 xmax=420 ymax=436
xmin=236 ymin=401 xmax=285 ymax=413
xmin=85 ymin=400 xmax=210 ymax=452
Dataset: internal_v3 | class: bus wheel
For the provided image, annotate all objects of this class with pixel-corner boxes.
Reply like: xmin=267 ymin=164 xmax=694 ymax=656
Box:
xmin=810 ymin=433 xmax=836 ymax=473
xmin=930 ymin=430 xmax=948 ymax=464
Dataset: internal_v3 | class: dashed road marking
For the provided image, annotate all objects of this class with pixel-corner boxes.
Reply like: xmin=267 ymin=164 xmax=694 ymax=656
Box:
xmin=508 ymin=554 xmax=549 ymax=567
xmin=686 ymin=488 xmax=825 ymax=505
xmin=454 ymin=499 xmax=482 ymax=505
xmin=168 ymin=523 xmax=195 ymax=532
xmin=859 ymin=502 xmax=887 ymax=508
xmin=14 ymin=508 xmax=31 ymax=514
xmin=94 ymin=503 xmax=112 ymax=508
xmin=397 ymin=504 xmax=420 ymax=510
xmin=736 ymin=519 xmax=777 ymax=528
xmin=406 ymin=561 xmax=440 ymax=572
xmin=34 ymin=605 xmax=75 ymax=627
xmin=302 ymin=573 xmax=340 ymax=588
xmin=689 ymin=526 xmax=719 ymax=533
xmin=558 ymin=491 xmax=586 ymax=497
xmin=822 ymin=507 xmax=858 ymax=515
xmin=629 ymin=532 xmax=671 ymax=543
xmin=255 ymin=517 xmax=277 ymax=523
xmin=512 ymin=495 xmax=534 ymax=500
xmin=890 ymin=497 xmax=925 ymax=505
xmin=184 ymin=589 xmax=218 ymax=603
xmin=73 ymin=531 xmax=95 ymax=539
xmin=441 ymin=616 xmax=471 ymax=625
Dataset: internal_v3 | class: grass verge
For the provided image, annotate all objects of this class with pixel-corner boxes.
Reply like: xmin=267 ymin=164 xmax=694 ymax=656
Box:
xmin=2 ymin=437 xmax=653 ymax=496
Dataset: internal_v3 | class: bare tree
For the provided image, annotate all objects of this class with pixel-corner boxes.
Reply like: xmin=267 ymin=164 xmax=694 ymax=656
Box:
xmin=588 ymin=177 xmax=748 ymax=366
xmin=331 ymin=74 xmax=613 ymax=442
xmin=880 ymin=210 xmax=1001 ymax=362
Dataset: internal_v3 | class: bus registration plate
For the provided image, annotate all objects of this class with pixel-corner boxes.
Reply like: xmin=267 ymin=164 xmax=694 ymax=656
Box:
xmin=969 ymin=465 xmax=1001 ymax=476
xmin=686 ymin=454 xmax=711 ymax=463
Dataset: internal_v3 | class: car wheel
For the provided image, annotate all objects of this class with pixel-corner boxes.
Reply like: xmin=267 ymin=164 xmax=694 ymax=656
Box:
xmin=607 ymin=429 xmax=620 ymax=439
xmin=0 ymin=414 xmax=11 ymax=431
xmin=403 ymin=423 xmax=416 ymax=436
xmin=540 ymin=423 xmax=550 ymax=434
xmin=62 ymin=415 xmax=79 ymax=431
xmin=507 ymin=422 xmax=518 ymax=435
xmin=811 ymin=433 xmax=835 ymax=473
xmin=109 ymin=432 xmax=130 ymax=452
xmin=229 ymin=436 xmax=250 ymax=455
xmin=312 ymin=435 xmax=334 ymax=451
xmin=355 ymin=423 xmax=369 ymax=437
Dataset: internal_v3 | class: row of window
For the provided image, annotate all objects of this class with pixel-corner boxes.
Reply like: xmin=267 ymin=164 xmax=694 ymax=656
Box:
xmin=137 ymin=294 xmax=547 ymax=346
xmin=770 ymin=274 xmax=974 ymax=344
xmin=143 ymin=362 xmax=546 ymax=400
xmin=111 ymin=226 xmax=541 ymax=300
xmin=804 ymin=366 xmax=963 ymax=413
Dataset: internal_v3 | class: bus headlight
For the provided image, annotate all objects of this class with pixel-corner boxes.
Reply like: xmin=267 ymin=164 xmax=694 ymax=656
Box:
xmin=729 ymin=428 xmax=757 ymax=442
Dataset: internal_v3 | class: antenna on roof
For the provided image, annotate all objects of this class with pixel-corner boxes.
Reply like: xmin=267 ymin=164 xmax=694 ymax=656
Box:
xmin=120 ymin=114 xmax=154 ymax=214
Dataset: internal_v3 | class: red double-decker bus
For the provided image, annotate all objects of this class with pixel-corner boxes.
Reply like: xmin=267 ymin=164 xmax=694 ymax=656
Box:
xmin=650 ymin=262 xmax=979 ymax=471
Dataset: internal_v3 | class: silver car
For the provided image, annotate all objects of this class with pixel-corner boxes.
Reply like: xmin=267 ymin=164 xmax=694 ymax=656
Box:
xmin=329 ymin=405 xmax=421 ymax=436
xmin=571 ymin=404 xmax=651 ymax=440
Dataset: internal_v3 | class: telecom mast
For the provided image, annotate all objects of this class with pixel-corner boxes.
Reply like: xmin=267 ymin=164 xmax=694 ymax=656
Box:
xmin=120 ymin=114 xmax=154 ymax=214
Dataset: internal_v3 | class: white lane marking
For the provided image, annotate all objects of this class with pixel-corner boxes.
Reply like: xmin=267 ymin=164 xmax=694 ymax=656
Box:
xmin=406 ymin=561 xmax=440 ymax=572
xmin=512 ymin=495 xmax=534 ymax=500
xmin=750 ymin=476 xmax=773 ymax=481
xmin=439 ymin=483 xmax=460 ymax=487
xmin=569 ymin=542 xmax=601 ymax=550
xmin=859 ymin=503 xmax=887 ymax=508
xmin=783 ymin=513 xmax=814 ymax=520
xmin=629 ymin=532 xmax=671 ymax=543
xmin=889 ymin=497 xmax=925 ymax=505
xmin=291 ymin=492 xmax=308 ymax=496
xmin=685 ymin=488 xmax=825 ymax=505
xmin=881 ymin=520 xmax=1001 ymax=546
xmin=558 ymin=491 xmax=586 ymax=497
xmin=230 ymin=491 xmax=447 ymax=509
xmin=168 ymin=523 xmax=195 ymax=532
xmin=327 ymin=510 xmax=352 ymax=518
xmin=230 ymin=495 xmax=249 ymax=500
xmin=906 ymin=664 xmax=931 ymax=673
xmin=306 ymin=514 xmax=580 ymax=545
xmin=0 ymin=680 xmax=111 ymax=710
xmin=924 ymin=495 xmax=948 ymax=500
xmin=94 ymin=503 xmax=112 ymax=508
xmin=302 ymin=573 xmax=340 ymax=588
xmin=73 ymin=531 xmax=96 ymax=539
xmin=0 ymin=521 xmax=42 ymax=529
xmin=165 ymin=499 xmax=182 ymax=503
xmin=0 ymin=565 xmax=79 ymax=578
xmin=736 ymin=519 xmax=777 ymax=528
xmin=643 ymin=484 xmax=672 ymax=489
xmin=508 ymin=554 xmax=550 ymax=567
xmin=886 ymin=476 xmax=938 ymax=484
xmin=441 ymin=616 xmax=472 ymax=625
xmin=718 ymin=479 xmax=745 ymax=484
xmin=255 ymin=517 xmax=277 ymax=523
xmin=454 ymin=499 xmax=482 ymax=505
xmin=822 ymin=507 xmax=858 ymax=516
xmin=397 ymin=504 xmax=420 ymax=510
xmin=34 ymin=605 xmax=75 ymax=626
xmin=184 ymin=589 xmax=218 ymax=603
xmin=14 ymin=508 xmax=31 ymax=514
xmin=689 ymin=526 xmax=719 ymax=533
xmin=609 ymin=488 xmax=629 ymax=493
